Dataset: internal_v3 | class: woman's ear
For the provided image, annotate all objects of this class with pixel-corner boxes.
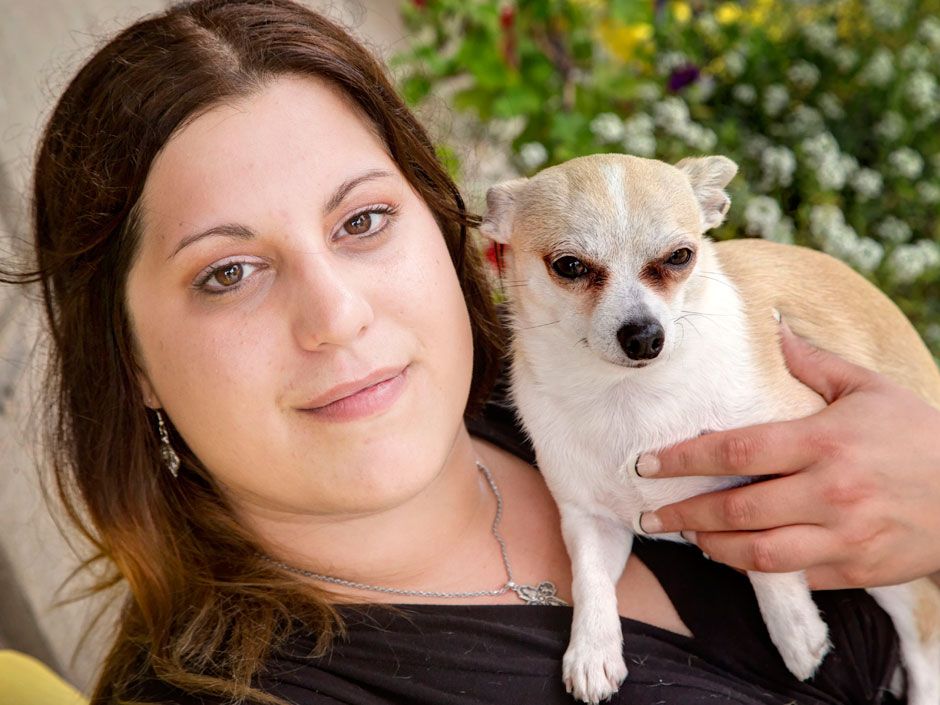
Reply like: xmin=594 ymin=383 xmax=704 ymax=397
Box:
xmin=136 ymin=370 xmax=160 ymax=409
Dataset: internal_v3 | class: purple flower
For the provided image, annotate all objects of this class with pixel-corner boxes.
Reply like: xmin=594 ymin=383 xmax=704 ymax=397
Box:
xmin=668 ymin=64 xmax=700 ymax=92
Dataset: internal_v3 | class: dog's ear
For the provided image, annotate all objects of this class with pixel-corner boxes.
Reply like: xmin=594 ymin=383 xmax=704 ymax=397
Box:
xmin=675 ymin=156 xmax=738 ymax=230
xmin=480 ymin=178 xmax=528 ymax=244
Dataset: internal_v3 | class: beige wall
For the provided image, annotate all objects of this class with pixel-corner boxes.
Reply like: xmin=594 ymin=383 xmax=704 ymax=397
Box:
xmin=0 ymin=0 xmax=406 ymax=691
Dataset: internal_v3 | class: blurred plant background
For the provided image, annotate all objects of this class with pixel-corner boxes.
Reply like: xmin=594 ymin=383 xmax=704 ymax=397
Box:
xmin=392 ymin=0 xmax=940 ymax=357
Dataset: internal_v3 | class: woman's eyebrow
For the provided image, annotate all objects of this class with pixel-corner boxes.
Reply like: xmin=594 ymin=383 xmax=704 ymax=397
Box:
xmin=322 ymin=168 xmax=396 ymax=214
xmin=168 ymin=168 xmax=397 ymax=260
xmin=169 ymin=223 xmax=255 ymax=260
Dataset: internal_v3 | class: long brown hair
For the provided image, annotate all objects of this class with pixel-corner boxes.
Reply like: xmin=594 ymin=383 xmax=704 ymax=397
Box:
xmin=9 ymin=0 xmax=503 ymax=702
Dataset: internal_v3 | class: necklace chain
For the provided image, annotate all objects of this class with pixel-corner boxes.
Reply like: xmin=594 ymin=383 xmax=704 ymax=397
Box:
xmin=260 ymin=461 xmax=567 ymax=606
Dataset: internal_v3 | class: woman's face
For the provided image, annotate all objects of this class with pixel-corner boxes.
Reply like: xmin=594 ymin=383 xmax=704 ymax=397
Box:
xmin=126 ymin=75 xmax=474 ymax=517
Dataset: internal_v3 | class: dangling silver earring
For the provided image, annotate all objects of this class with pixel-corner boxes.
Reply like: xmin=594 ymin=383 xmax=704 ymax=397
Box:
xmin=155 ymin=409 xmax=180 ymax=478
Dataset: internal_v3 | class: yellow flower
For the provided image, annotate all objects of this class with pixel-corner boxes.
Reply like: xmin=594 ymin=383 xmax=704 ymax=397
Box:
xmin=715 ymin=2 xmax=743 ymax=25
xmin=744 ymin=0 xmax=774 ymax=26
xmin=672 ymin=1 xmax=692 ymax=24
xmin=597 ymin=19 xmax=654 ymax=63
xmin=706 ymin=57 xmax=727 ymax=76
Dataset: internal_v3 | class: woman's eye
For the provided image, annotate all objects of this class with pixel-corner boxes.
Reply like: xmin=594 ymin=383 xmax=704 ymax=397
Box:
xmin=346 ymin=212 xmax=374 ymax=236
xmin=666 ymin=248 xmax=693 ymax=266
xmin=339 ymin=206 xmax=397 ymax=239
xmin=214 ymin=262 xmax=244 ymax=287
xmin=197 ymin=261 xmax=262 ymax=293
xmin=551 ymin=256 xmax=590 ymax=279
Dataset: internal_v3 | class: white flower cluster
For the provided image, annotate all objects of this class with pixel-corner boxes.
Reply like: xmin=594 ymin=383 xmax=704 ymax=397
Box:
xmin=858 ymin=48 xmax=894 ymax=87
xmin=723 ymin=50 xmax=747 ymax=78
xmin=900 ymin=43 xmax=930 ymax=70
xmin=925 ymin=323 xmax=940 ymax=351
xmin=802 ymin=24 xmax=837 ymax=55
xmin=917 ymin=182 xmax=940 ymax=204
xmin=518 ymin=142 xmax=548 ymax=171
xmin=889 ymin=147 xmax=924 ymax=180
xmin=622 ymin=113 xmax=656 ymax=157
xmin=809 ymin=204 xmax=884 ymax=273
xmin=634 ymin=83 xmax=662 ymax=102
xmin=801 ymin=132 xmax=858 ymax=190
xmin=851 ymin=168 xmax=884 ymax=201
xmin=875 ymin=216 xmax=913 ymax=244
xmin=657 ymin=51 xmax=689 ymax=75
xmin=864 ymin=0 xmax=910 ymax=30
xmin=786 ymin=105 xmax=825 ymax=137
xmin=760 ymin=145 xmax=797 ymax=189
xmin=817 ymin=93 xmax=844 ymax=121
xmin=887 ymin=240 xmax=940 ymax=284
xmin=686 ymin=75 xmax=716 ymax=104
xmin=874 ymin=111 xmax=905 ymax=142
xmin=744 ymin=195 xmax=794 ymax=243
xmin=653 ymin=97 xmax=717 ymax=151
xmin=590 ymin=112 xmax=626 ymax=143
xmin=787 ymin=61 xmax=820 ymax=90
xmin=905 ymin=70 xmax=938 ymax=111
xmin=919 ymin=16 xmax=940 ymax=50
xmin=733 ymin=84 xmax=757 ymax=105
xmin=762 ymin=84 xmax=790 ymax=118
xmin=833 ymin=47 xmax=858 ymax=73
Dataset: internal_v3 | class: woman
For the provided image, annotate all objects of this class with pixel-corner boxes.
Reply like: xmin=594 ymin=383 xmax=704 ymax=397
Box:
xmin=9 ymin=0 xmax=940 ymax=703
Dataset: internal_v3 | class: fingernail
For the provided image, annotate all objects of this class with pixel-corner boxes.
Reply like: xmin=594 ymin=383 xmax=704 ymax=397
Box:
xmin=638 ymin=512 xmax=663 ymax=534
xmin=680 ymin=530 xmax=697 ymax=545
xmin=771 ymin=308 xmax=781 ymax=323
xmin=635 ymin=453 xmax=660 ymax=477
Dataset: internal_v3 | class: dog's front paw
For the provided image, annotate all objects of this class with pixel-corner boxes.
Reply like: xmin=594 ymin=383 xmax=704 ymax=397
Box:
xmin=751 ymin=571 xmax=831 ymax=681
xmin=562 ymin=639 xmax=628 ymax=703
xmin=771 ymin=609 xmax=831 ymax=681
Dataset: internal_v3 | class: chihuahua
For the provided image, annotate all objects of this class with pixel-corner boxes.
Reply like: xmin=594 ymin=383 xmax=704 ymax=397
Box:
xmin=480 ymin=153 xmax=940 ymax=704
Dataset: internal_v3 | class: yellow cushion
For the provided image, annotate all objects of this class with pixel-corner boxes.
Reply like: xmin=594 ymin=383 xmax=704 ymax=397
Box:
xmin=0 ymin=650 xmax=87 ymax=705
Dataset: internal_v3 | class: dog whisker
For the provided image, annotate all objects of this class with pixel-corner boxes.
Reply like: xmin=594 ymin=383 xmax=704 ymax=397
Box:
xmin=675 ymin=316 xmax=702 ymax=336
xmin=677 ymin=309 xmax=735 ymax=319
xmin=692 ymin=272 xmax=737 ymax=292
xmin=519 ymin=319 xmax=561 ymax=331
xmin=674 ymin=320 xmax=686 ymax=350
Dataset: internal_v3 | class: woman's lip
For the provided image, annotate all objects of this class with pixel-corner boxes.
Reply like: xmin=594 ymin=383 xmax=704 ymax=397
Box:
xmin=298 ymin=366 xmax=409 ymax=422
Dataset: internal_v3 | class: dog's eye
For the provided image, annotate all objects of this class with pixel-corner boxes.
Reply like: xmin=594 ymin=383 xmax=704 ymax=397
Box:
xmin=551 ymin=256 xmax=589 ymax=279
xmin=666 ymin=248 xmax=693 ymax=266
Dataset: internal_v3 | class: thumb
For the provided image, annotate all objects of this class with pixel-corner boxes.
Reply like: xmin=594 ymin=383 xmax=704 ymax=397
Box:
xmin=778 ymin=317 xmax=874 ymax=403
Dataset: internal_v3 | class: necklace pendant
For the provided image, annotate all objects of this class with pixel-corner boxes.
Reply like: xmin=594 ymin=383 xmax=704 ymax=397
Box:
xmin=509 ymin=580 xmax=568 ymax=606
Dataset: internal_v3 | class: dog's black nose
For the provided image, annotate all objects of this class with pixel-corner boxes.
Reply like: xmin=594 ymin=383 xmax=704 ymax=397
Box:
xmin=617 ymin=320 xmax=665 ymax=360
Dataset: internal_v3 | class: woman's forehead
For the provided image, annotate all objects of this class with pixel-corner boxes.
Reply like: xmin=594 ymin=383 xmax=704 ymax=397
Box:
xmin=138 ymin=76 xmax=401 ymax=253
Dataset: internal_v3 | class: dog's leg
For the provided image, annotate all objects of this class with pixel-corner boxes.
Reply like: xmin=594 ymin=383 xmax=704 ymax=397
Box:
xmin=559 ymin=504 xmax=632 ymax=704
xmin=748 ymin=570 xmax=831 ymax=679
xmin=868 ymin=581 xmax=940 ymax=705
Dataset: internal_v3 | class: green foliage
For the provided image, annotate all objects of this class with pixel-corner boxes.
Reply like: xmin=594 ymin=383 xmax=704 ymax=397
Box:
xmin=393 ymin=0 xmax=940 ymax=356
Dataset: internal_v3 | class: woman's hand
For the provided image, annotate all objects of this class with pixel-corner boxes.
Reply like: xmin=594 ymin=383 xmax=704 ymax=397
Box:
xmin=636 ymin=321 xmax=940 ymax=589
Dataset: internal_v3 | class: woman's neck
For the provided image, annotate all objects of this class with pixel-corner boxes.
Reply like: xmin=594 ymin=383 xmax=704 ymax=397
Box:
xmin=232 ymin=425 xmax=508 ymax=600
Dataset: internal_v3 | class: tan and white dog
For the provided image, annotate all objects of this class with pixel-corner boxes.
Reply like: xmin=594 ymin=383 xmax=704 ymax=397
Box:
xmin=480 ymin=153 xmax=940 ymax=704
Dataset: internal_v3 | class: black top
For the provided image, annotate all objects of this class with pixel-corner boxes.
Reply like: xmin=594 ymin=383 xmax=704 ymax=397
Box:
xmin=131 ymin=378 xmax=904 ymax=704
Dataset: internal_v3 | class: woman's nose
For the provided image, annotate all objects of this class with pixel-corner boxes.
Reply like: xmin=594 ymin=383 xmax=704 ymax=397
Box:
xmin=291 ymin=255 xmax=374 ymax=350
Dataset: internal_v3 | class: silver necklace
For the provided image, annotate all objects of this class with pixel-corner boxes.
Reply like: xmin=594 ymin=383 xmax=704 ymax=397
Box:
xmin=261 ymin=461 xmax=567 ymax=606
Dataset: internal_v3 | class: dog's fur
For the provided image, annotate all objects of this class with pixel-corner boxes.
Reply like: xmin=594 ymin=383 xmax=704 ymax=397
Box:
xmin=480 ymin=153 xmax=940 ymax=704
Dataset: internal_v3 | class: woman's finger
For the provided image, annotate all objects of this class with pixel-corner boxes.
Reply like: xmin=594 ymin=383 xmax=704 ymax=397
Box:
xmin=639 ymin=472 xmax=824 ymax=535
xmin=778 ymin=319 xmax=878 ymax=404
xmin=636 ymin=415 xmax=822 ymax=479
xmin=685 ymin=524 xmax=841 ymax=575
